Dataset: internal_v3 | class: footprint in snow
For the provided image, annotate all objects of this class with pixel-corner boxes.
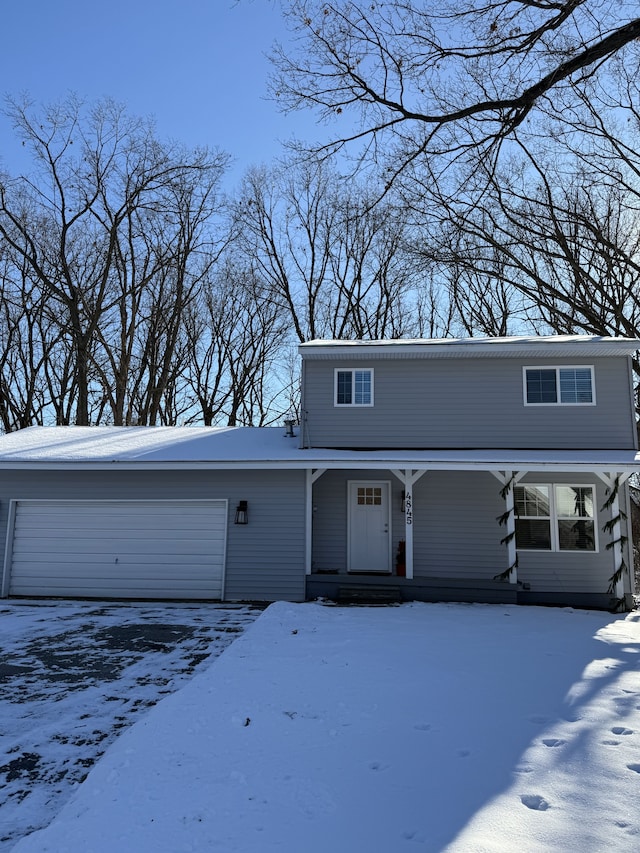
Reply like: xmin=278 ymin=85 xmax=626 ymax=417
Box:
xmin=542 ymin=738 xmax=566 ymax=748
xmin=402 ymin=830 xmax=426 ymax=843
xmin=369 ymin=761 xmax=390 ymax=771
xmin=521 ymin=794 xmax=550 ymax=811
xmin=528 ymin=715 xmax=550 ymax=726
xmin=611 ymin=727 xmax=634 ymax=736
xmin=413 ymin=723 xmax=431 ymax=732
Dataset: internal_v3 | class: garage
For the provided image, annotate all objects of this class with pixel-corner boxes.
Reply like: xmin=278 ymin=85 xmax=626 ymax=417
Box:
xmin=3 ymin=499 xmax=228 ymax=600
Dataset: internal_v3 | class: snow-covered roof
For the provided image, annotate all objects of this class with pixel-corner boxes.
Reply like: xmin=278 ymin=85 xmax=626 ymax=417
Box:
xmin=0 ymin=426 xmax=638 ymax=473
xmin=299 ymin=335 xmax=640 ymax=359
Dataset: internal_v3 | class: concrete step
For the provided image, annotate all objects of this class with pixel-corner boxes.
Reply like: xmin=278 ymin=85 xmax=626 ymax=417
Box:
xmin=336 ymin=585 xmax=402 ymax=605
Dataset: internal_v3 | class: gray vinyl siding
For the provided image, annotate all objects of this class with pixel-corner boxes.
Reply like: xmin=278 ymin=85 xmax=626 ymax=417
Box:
xmin=0 ymin=469 xmax=306 ymax=602
xmin=301 ymin=356 xmax=635 ymax=449
xmin=223 ymin=470 xmax=306 ymax=601
xmin=311 ymin=469 xmax=348 ymax=572
xmin=412 ymin=472 xmax=506 ymax=579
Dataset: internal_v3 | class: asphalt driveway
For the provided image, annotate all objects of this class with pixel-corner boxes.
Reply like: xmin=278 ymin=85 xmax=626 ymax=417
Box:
xmin=0 ymin=599 xmax=262 ymax=851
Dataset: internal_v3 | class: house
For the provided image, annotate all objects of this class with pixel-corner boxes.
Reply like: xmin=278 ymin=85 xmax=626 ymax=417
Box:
xmin=0 ymin=335 xmax=638 ymax=610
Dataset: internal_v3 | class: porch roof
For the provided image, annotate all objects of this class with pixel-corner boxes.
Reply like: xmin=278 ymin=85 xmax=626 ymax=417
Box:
xmin=0 ymin=426 xmax=638 ymax=474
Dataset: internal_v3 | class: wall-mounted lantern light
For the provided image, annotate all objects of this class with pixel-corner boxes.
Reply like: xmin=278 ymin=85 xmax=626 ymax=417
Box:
xmin=234 ymin=500 xmax=248 ymax=525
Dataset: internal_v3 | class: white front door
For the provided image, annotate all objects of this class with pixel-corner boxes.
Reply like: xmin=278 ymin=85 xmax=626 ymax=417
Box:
xmin=348 ymin=481 xmax=391 ymax=572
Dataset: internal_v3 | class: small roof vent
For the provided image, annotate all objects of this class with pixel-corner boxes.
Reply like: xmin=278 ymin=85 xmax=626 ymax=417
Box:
xmin=283 ymin=418 xmax=296 ymax=438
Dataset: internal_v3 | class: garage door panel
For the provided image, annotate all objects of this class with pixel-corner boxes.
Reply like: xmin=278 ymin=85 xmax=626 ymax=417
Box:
xmin=13 ymin=532 xmax=227 ymax=546
xmin=13 ymin=539 xmax=225 ymax=556
xmin=14 ymin=511 xmax=226 ymax=529
xmin=11 ymin=551 xmax=225 ymax=567
xmin=9 ymin=582 xmax=221 ymax=601
xmin=14 ymin=510 xmax=226 ymax=526
xmin=10 ymin=570 xmax=224 ymax=597
xmin=13 ymin=555 xmax=222 ymax=577
xmin=11 ymin=570 xmax=224 ymax=586
xmin=11 ymin=551 xmax=224 ymax=566
xmin=7 ymin=500 xmax=227 ymax=600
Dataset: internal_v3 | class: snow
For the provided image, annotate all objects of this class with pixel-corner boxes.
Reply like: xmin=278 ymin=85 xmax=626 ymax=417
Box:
xmin=8 ymin=601 xmax=640 ymax=852
xmin=0 ymin=601 xmax=260 ymax=850
xmin=0 ymin=425 xmax=285 ymax=464
xmin=0 ymin=425 xmax=638 ymax=474
xmin=300 ymin=335 xmax=640 ymax=357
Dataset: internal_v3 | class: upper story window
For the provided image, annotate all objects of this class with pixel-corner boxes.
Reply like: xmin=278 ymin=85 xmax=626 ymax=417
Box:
xmin=335 ymin=369 xmax=373 ymax=406
xmin=524 ymin=366 xmax=594 ymax=405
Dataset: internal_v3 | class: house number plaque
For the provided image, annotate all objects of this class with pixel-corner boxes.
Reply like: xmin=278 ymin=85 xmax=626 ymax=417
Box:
xmin=405 ymin=492 xmax=413 ymax=525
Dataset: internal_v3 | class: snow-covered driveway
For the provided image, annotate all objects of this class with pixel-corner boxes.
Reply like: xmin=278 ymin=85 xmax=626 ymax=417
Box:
xmin=0 ymin=600 xmax=261 ymax=850
xmin=4 ymin=600 xmax=640 ymax=852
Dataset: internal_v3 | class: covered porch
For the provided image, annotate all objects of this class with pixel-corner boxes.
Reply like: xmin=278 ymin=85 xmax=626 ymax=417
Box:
xmin=302 ymin=450 xmax=640 ymax=610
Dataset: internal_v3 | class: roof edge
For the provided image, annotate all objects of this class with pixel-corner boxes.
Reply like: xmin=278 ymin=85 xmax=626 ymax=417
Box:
xmin=1 ymin=454 xmax=638 ymax=474
xmin=298 ymin=336 xmax=640 ymax=359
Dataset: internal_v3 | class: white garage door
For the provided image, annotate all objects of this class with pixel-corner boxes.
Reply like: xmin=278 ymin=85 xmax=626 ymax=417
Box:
xmin=5 ymin=500 xmax=227 ymax=600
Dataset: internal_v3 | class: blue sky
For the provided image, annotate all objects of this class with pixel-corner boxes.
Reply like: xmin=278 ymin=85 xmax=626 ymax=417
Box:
xmin=0 ymin=0 xmax=328 ymax=187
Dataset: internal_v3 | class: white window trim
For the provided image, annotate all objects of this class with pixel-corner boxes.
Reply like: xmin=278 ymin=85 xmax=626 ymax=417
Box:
xmin=522 ymin=365 xmax=596 ymax=406
xmin=515 ymin=483 xmax=599 ymax=553
xmin=334 ymin=368 xmax=374 ymax=407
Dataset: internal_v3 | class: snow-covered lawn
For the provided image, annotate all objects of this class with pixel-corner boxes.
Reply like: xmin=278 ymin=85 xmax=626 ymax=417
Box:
xmin=7 ymin=600 xmax=640 ymax=852
xmin=0 ymin=600 xmax=261 ymax=851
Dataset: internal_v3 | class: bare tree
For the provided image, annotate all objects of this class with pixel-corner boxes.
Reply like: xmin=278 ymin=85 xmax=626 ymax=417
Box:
xmin=182 ymin=263 xmax=291 ymax=426
xmin=430 ymin=143 xmax=640 ymax=344
xmin=272 ymin=2 xmax=640 ymax=194
xmin=235 ymin=161 xmax=336 ymax=342
xmin=234 ymin=159 xmax=428 ymax=342
xmin=0 ymin=96 xmax=228 ymax=425
xmin=93 ymin=157 xmax=229 ymax=425
xmin=325 ymin=188 xmax=419 ymax=339
xmin=0 ymin=248 xmax=56 ymax=430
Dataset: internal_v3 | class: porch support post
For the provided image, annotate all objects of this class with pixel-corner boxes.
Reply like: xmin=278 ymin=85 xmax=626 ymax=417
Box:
xmin=491 ymin=470 xmax=524 ymax=584
xmin=405 ymin=473 xmax=414 ymax=580
xmin=305 ymin=469 xmax=313 ymax=575
xmin=503 ymin=471 xmax=518 ymax=585
xmin=305 ymin=468 xmax=327 ymax=576
xmin=596 ymin=472 xmax=631 ymax=599
xmin=611 ymin=487 xmax=624 ymax=599
xmin=391 ymin=468 xmax=428 ymax=581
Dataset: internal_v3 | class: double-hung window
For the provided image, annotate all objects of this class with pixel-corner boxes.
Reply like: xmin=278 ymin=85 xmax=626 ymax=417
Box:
xmin=524 ymin=366 xmax=594 ymax=405
xmin=335 ymin=369 xmax=373 ymax=406
xmin=514 ymin=484 xmax=597 ymax=551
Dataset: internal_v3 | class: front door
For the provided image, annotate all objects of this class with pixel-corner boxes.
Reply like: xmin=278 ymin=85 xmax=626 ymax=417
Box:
xmin=348 ymin=481 xmax=391 ymax=572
